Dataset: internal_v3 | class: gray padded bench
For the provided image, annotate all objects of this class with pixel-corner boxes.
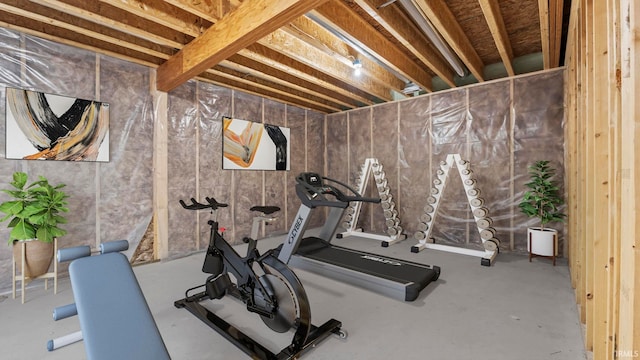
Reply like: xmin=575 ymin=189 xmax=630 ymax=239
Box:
xmin=55 ymin=241 xmax=170 ymax=360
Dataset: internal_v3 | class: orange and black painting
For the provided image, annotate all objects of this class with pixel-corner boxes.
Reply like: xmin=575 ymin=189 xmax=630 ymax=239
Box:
xmin=222 ymin=116 xmax=289 ymax=171
xmin=5 ymin=88 xmax=109 ymax=162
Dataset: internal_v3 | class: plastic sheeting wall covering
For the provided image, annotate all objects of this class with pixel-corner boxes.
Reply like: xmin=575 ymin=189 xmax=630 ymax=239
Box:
xmin=0 ymin=28 xmax=325 ymax=294
xmin=0 ymin=28 xmax=155 ymax=293
xmin=326 ymin=69 xmax=565 ymax=256
xmin=165 ymin=82 xmax=325 ymax=257
xmin=0 ymin=26 xmax=564 ymax=295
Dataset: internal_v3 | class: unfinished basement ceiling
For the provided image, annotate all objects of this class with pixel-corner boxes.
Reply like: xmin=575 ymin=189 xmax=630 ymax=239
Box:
xmin=0 ymin=0 xmax=570 ymax=113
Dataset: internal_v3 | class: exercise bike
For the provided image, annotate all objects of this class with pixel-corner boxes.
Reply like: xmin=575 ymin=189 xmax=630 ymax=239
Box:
xmin=174 ymin=197 xmax=344 ymax=360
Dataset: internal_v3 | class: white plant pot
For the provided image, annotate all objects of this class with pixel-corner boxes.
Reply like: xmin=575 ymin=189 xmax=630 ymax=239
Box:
xmin=527 ymin=227 xmax=558 ymax=256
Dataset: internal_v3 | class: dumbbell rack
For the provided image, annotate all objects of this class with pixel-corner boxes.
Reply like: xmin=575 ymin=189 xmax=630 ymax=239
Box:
xmin=411 ymin=154 xmax=499 ymax=266
xmin=338 ymin=158 xmax=406 ymax=247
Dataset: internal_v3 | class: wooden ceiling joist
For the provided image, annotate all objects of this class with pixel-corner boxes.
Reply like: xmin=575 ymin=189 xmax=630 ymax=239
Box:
xmin=172 ymin=0 xmax=392 ymax=103
xmin=213 ymin=62 xmax=344 ymax=112
xmin=164 ymin=0 xmax=241 ymax=21
xmin=223 ymin=54 xmax=362 ymax=109
xmin=0 ymin=13 xmax=163 ymax=69
xmin=0 ymin=0 xmax=561 ymax=113
xmin=478 ymin=0 xmax=515 ymax=76
xmin=31 ymin=0 xmax=191 ymax=47
xmin=199 ymin=70 xmax=338 ymax=113
xmin=98 ymin=0 xmax=210 ymax=38
xmin=549 ymin=0 xmax=564 ymax=67
xmin=537 ymin=0 xmax=550 ymax=69
xmin=242 ymin=44 xmax=378 ymax=106
xmin=412 ymin=0 xmax=485 ymax=82
xmin=260 ymin=30 xmax=395 ymax=101
xmin=0 ymin=1 xmax=172 ymax=60
xmin=156 ymin=0 xmax=329 ymax=92
xmin=284 ymin=16 xmax=406 ymax=92
xmin=353 ymin=0 xmax=456 ymax=88
xmin=312 ymin=0 xmax=435 ymax=92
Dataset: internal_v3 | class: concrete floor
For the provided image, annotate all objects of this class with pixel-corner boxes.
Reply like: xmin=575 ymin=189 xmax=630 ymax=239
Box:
xmin=0 ymin=233 xmax=587 ymax=360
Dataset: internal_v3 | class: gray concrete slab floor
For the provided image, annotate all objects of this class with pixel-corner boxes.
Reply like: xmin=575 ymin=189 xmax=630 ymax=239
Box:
xmin=0 ymin=234 xmax=587 ymax=360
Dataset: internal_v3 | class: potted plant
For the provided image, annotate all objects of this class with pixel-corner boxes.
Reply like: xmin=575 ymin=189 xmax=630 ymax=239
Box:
xmin=519 ymin=160 xmax=566 ymax=264
xmin=0 ymin=171 xmax=69 ymax=277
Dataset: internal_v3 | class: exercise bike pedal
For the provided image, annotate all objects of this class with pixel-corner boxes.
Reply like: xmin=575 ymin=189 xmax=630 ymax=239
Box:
xmin=205 ymin=273 xmax=232 ymax=300
xmin=246 ymin=304 xmax=275 ymax=318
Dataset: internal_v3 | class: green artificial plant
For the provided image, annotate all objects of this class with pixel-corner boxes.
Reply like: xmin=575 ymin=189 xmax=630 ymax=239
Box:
xmin=519 ymin=160 xmax=566 ymax=230
xmin=0 ymin=171 xmax=69 ymax=244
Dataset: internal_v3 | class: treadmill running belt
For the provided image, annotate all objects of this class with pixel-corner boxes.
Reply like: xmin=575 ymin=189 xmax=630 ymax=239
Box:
xmin=296 ymin=237 xmax=438 ymax=289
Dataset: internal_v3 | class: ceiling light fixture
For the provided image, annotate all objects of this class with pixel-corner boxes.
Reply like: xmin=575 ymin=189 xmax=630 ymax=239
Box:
xmin=306 ymin=13 xmax=410 ymax=82
xmin=351 ymin=58 xmax=363 ymax=76
xmin=402 ymin=82 xmax=421 ymax=94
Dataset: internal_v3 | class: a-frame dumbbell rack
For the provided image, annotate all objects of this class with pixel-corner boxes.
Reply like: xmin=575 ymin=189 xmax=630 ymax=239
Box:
xmin=411 ymin=154 xmax=499 ymax=266
xmin=338 ymin=158 xmax=406 ymax=247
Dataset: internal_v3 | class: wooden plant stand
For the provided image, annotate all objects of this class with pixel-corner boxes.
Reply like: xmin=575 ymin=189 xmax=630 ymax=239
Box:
xmin=12 ymin=238 xmax=58 ymax=304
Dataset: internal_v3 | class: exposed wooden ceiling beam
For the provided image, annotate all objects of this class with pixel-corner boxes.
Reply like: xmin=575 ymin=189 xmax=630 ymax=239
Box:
xmin=478 ymin=0 xmax=515 ymax=76
xmin=98 ymin=0 xmax=209 ymax=37
xmin=31 ymin=0 xmax=190 ymax=47
xmin=75 ymin=0 xmax=377 ymax=106
xmin=169 ymin=0 xmax=390 ymax=103
xmin=156 ymin=0 xmax=329 ymax=92
xmin=411 ymin=0 xmax=485 ymax=81
xmin=0 ymin=0 xmax=171 ymax=59
xmin=312 ymin=0 xmax=435 ymax=92
xmin=1 ymin=0 xmax=554 ymax=113
xmin=200 ymin=69 xmax=338 ymax=113
xmin=28 ymin=0 xmax=348 ymax=116
xmin=537 ymin=0 xmax=550 ymax=69
xmin=353 ymin=0 xmax=456 ymax=88
xmin=37 ymin=0 xmax=360 ymax=108
xmin=222 ymin=55 xmax=358 ymax=109
xmin=0 ymin=14 xmax=161 ymax=69
xmin=163 ymin=0 xmax=241 ymax=20
xmin=214 ymin=62 xmax=344 ymax=112
xmin=167 ymin=0 xmax=386 ymax=103
xmin=260 ymin=30 xmax=395 ymax=101
xmin=163 ymin=0 xmax=221 ymax=20
xmin=242 ymin=44 xmax=377 ymax=106
xmin=284 ymin=16 xmax=406 ymax=92
xmin=549 ymin=0 xmax=564 ymax=67
xmin=228 ymin=52 xmax=368 ymax=108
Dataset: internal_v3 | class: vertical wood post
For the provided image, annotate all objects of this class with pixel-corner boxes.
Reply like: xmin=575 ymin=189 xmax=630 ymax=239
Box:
xmin=152 ymin=70 xmax=169 ymax=260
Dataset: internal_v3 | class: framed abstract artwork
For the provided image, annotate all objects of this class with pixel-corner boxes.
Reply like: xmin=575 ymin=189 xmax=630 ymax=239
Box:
xmin=222 ymin=116 xmax=290 ymax=170
xmin=5 ymin=87 xmax=110 ymax=162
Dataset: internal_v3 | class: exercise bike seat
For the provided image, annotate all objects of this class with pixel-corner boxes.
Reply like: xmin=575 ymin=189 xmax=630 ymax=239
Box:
xmin=249 ymin=205 xmax=281 ymax=215
xmin=68 ymin=252 xmax=170 ymax=360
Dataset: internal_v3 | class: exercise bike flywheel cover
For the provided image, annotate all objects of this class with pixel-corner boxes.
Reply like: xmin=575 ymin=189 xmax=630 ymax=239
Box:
xmin=259 ymin=274 xmax=298 ymax=333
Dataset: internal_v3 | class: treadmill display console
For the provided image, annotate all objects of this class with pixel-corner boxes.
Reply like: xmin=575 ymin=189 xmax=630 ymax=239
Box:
xmin=302 ymin=173 xmax=323 ymax=187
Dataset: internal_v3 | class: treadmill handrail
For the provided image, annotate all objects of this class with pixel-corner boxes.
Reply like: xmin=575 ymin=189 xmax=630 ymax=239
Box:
xmin=295 ymin=173 xmax=381 ymax=208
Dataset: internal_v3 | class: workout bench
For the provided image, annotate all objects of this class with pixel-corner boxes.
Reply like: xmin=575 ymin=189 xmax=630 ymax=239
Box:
xmin=49 ymin=240 xmax=170 ymax=360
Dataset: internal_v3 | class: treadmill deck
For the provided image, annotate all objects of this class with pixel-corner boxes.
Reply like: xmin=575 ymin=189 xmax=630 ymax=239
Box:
xmin=291 ymin=237 xmax=440 ymax=301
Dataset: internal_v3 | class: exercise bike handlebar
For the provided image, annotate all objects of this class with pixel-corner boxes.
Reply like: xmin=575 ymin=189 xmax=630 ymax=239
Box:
xmin=179 ymin=197 xmax=229 ymax=211
xmin=295 ymin=172 xmax=381 ymax=206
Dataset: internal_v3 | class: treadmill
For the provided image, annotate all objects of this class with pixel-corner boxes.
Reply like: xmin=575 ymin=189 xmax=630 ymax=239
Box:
xmin=277 ymin=173 xmax=440 ymax=302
